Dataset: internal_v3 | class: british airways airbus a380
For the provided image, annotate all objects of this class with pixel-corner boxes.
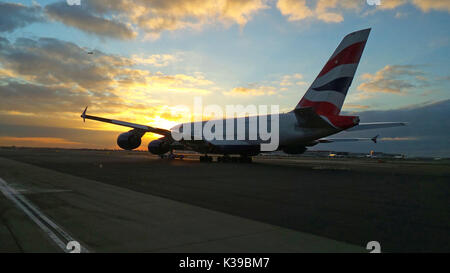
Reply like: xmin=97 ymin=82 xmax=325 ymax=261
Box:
xmin=81 ymin=28 xmax=406 ymax=162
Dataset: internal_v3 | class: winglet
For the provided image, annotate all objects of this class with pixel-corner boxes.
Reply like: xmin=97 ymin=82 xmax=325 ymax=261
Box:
xmin=371 ymin=134 xmax=379 ymax=143
xmin=81 ymin=106 xmax=88 ymax=122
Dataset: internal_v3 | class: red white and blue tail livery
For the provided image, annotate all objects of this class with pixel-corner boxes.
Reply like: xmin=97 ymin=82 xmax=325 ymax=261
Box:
xmin=297 ymin=28 xmax=370 ymax=129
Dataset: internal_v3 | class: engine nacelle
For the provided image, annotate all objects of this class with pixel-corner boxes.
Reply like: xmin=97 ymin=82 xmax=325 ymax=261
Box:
xmin=117 ymin=131 xmax=142 ymax=150
xmin=282 ymin=145 xmax=307 ymax=154
xmin=148 ymin=139 xmax=170 ymax=155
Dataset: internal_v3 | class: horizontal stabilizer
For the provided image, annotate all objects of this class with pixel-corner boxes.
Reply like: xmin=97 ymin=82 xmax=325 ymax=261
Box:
xmin=318 ymin=134 xmax=379 ymax=143
xmin=346 ymin=122 xmax=407 ymax=132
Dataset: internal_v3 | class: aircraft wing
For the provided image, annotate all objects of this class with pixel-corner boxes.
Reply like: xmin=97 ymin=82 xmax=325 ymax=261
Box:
xmin=80 ymin=107 xmax=172 ymax=136
xmin=346 ymin=122 xmax=406 ymax=131
xmin=318 ymin=135 xmax=379 ymax=144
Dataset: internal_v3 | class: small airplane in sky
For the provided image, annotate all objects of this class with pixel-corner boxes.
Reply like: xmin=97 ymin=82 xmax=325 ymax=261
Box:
xmin=81 ymin=28 xmax=406 ymax=162
xmin=82 ymin=47 xmax=94 ymax=54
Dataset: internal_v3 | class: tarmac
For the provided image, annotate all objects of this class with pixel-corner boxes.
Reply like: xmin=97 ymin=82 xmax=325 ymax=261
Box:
xmin=0 ymin=147 xmax=449 ymax=252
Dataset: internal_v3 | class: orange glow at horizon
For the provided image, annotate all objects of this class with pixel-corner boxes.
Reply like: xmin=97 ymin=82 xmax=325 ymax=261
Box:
xmin=0 ymin=137 xmax=82 ymax=147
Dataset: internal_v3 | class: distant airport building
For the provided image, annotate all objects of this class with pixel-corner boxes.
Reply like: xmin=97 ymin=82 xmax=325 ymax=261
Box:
xmin=265 ymin=150 xmax=406 ymax=159
xmin=367 ymin=151 xmax=405 ymax=159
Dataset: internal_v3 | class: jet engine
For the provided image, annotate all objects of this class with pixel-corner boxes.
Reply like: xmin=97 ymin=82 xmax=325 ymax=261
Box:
xmin=117 ymin=129 xmax=143 ymax=150
xmin=148 ymin=139 xmax=170 ymax=155
xmin=281 ymin=145 xmax=307 ymax=154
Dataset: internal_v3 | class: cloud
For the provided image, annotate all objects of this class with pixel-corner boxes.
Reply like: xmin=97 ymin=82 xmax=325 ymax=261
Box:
xmin=0 ymin=136 xmax=81 ymax=147
xmin=357 ymin=65 xmax=428 ymax=94
xmin=378 ymin=0 xmax=450 ymax=12
xmin=145 ymin=72 xmax=213 ymax=94
xmin=276 ymin=0 xmax=361 ymax=23
xmin=0 ymin=2 xmax=44 ymax=32
xmin=412 ymin=0 xmax=450 ymax=12
xmin=4 ymin=0 xmax=447 ymax=39
xmin=224 ymin=85 xmax=276 ymax=96
xmin=221 ymin=0 xmax=269 ymax=26
xmin=394 ymin=11 xmax=408 ymax=18
xmin=276 ymin=0 xmax=450 ymax=24
xmin=0 ymin=36 xmax=137 ymax=90
xmin=375 ymin=0 xmax=407 ymax=10
xmin=150 ymin=72 xmax=213 ymax=86
xmin=131 ymin=54 xmax=178 ymax=67
xmin=327 ymin=99 xmax=450 ymax=157
xmin=45 ymin=2 xmax=136 ymax=40
xmin=342 ymin=104 xmax=370 ymax=110
xmin=43 ymin=0 xmax=268 ymax=40
xmin=0 ymin=81 xmax=90 ymax=113
xmin=0 ymin=36 xmax=216 ymax=119
xmin=225 ymin=73 xmax=306 ymax=97
xmin=279 ymin=73 xmax=306 ymax=87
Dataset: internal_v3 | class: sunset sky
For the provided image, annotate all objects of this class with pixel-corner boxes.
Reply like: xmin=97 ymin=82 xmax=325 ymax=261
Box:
xmin=0 ymin=0 xmax=449 ymax=151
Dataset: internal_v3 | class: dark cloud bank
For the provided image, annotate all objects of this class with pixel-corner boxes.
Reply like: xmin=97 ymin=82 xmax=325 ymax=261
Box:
xmin=325 ymin=99 xmax=450 ymax=157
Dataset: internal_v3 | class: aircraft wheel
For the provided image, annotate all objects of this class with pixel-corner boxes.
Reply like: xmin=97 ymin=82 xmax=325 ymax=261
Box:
xmin=219 ymin=156 xmax=231 ymax=163
xmin=239 ymin=156 xmax=252 ymax=163
xmin=200 ymin=155 xmax=212 ymax=163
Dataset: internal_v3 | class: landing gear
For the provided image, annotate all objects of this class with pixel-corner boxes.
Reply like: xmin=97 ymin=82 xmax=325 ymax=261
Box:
xmin=239 ymin=156 xmax=252 ymax=163
xmin=160 ymin=150 xmax=184 ymax=160
xmin=198 ymin=154 xmax=253 ymax=163
xmin=217 ymin=155 xmax=231 ymax=163
xmin=216 ymin=155 xmax=252 ymax=163
xmin=199 ymin=155 xmax=213 ymax=162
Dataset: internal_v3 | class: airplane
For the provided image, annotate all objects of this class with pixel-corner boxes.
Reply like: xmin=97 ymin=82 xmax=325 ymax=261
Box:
xmin=80 ymin=28 xmax=406 ymax=163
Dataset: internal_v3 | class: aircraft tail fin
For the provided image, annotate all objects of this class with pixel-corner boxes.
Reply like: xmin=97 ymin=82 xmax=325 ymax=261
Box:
xmin=296 ymin=28 xmax=371 ymax=116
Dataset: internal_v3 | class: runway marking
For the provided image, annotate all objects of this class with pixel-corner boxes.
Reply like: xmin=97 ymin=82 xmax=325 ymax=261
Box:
xmin=15 ymin=189 xmax=73 ymax=195
xmin=0 ymin=177 xmax=89 ymax=253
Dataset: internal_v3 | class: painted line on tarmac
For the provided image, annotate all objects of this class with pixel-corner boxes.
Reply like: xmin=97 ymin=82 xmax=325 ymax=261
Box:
xmin=0 ymin=177 xmax=89 ymax=253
